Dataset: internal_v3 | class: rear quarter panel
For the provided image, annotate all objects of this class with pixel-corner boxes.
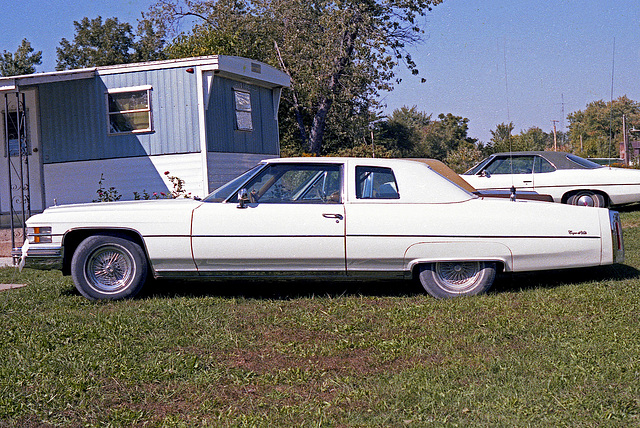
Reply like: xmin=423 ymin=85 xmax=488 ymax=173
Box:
xmin=345 ymin=198 xmax=606 ymax=274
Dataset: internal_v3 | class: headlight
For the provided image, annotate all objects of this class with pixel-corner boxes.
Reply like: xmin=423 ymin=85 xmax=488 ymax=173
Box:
xmin=27 ymin=227 xmax=52 ymax=244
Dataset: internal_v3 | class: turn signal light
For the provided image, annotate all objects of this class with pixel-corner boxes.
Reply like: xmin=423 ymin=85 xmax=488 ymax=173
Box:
xmin=27 ymin=227 xmax=52 ymax=244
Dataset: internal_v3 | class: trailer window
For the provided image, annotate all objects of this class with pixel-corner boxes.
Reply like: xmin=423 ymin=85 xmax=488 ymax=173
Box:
xmin=234 ymin=89 xmax=253 ymax=131
xmin=106 ymin=86 xmax=152 ymax=135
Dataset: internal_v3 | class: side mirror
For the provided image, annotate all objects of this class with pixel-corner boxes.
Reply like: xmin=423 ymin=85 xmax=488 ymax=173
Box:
xmin=237 ymin=188 xmax=250 ymax=208
xmin=479 ymin=170 xmax=491 ymax=178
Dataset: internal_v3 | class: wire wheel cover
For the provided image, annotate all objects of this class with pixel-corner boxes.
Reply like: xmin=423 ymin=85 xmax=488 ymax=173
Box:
xmin=85 ymin=245 xmax=135 ymax=293
xmin=435 ymin=261 xmax=482 ymax=291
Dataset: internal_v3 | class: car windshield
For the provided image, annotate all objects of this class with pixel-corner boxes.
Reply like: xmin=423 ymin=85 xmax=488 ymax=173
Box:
xmin=566 ymin=154 xmax=603 ymax=169
xmin=228 ymin=163 xmax=342 ymax=204
xmin=203 ymin=164 xmax=265 ymax=202
xmin=464 ymin=157 xmax=493 ymax=175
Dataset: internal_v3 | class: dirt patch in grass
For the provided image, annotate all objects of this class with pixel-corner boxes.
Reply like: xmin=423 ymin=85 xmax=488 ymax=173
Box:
xmin=0 ymin=228 xmax=22 ymax=257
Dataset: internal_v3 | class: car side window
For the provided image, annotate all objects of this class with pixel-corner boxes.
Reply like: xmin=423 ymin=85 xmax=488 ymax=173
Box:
xmin=235 ymin=164 xmax=342 ymax=204
xmin=485 ymin=156 xmax=534 ymax=175
xmin=356 ymin=166 xmax=400 ymax=199
xmin=533 ymin=156 xmax=556 ymax=173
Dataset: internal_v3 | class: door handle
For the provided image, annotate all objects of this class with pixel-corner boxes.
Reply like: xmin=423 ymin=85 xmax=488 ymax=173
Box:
xmin=322 ymin=213 xmax=344 ymax=220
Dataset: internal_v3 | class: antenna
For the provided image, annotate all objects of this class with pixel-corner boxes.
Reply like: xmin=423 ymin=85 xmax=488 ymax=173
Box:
xmin=609 ymin=38 xmax=615 ymax=162
xmin=502 ymin=37 xmax=516 ymax=199
xmin=503 ymin=38 xmax=511 ymax=125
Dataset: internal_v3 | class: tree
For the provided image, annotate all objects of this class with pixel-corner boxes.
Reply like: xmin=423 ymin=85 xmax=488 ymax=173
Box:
xmin=0 ymin=39 xmax=42 ymax=76
xmin=444 ymin=144 xmax=483 ymax=173
xmin=419 ymin=113 xmax=476 ymax=160
xmin=56 ymin=16 xmax=166 ymax=70
xmin=512 ymin=126 xmax=551 ymax=151
xmin=377 ymin=106 xmax=431 ymax=155
xmin=487 ymin=122 xmax=515 ymax=153
xmin=133 ymin=20 xmax=168 ymax=63
xmin=376 ymin=107 xmax=476 ymax=160
xmin=147 ymin=0 xmax=444 ymax=155
xmin=567 ymin=96 xmax=640 ymax=158
xmin=486 ymin=123 xmax=556 ymax=154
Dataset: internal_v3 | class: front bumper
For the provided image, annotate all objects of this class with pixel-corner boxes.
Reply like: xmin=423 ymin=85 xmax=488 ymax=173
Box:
xmin=11 ymin=244 xmax=63 ymax=270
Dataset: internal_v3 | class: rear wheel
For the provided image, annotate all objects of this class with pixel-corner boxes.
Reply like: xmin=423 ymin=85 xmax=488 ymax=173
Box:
xmin=71 ymin=235 xmax=148 ymax=300
xmin=567 ymin=191 xmax=606 ymax=207
xmin=418 ymin=261 xmax=496 ymax=299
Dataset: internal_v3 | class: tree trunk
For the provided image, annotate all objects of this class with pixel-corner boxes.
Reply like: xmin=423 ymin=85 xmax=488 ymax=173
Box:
xmin=308 ymin=96 xmax=332 ymax=154
xmin=306 ymin=13 xmax=361 ymax=155
xmin=274 ymin=40 xmax=309 ymax=149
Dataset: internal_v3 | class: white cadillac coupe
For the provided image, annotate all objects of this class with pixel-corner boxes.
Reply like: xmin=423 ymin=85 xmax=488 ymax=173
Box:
xmin=462 ymin=151 xmax=640 ymax=207
xmin=16 ymin=157 xmax=624 ymax=300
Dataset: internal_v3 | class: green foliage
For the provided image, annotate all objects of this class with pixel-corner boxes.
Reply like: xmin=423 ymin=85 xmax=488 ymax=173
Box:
xmin=513 ymin=126 xmax=550 ymax=151
xmin=444 ymin=144 xmax=484 ymax=173
xmin=96 ymin=171 xmax=191 ymax=202
xmin=485 ymin=123 xmax=559 ymax=154
xmin=378 ymin=106 xmax=431 ymax=156
xmin=0 ymin=39 xmax=42 ymax=77
xmin=56 ymin=16 xmax=166 ymax=70
xmin=93 ymin=174 xmax=122 ymax=202
xmin=567 ymin=96 xmax=640 ymax=158
xmin=376 ymin=106 xmax=477 ymax=162
xmin=419 ymin=113 xmax=476 ymax=159
xmin=332 ymin=142 xmax=396 ymax=158
xmin=487 ymin=122 xmax=515 ymax=153
xmin=164 ymin=170 xmax=192 ymax=198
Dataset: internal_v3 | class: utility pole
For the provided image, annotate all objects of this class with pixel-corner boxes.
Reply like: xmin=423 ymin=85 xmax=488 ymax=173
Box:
xmin=622 ymin=114 xmax=630 ymax=165
xmin=551 ymin=120 xmax=559 ymax=151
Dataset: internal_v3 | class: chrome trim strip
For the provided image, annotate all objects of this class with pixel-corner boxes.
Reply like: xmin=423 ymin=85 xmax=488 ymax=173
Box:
xmin=345 ymin=234 xmax=600 ymax=239
xmin=155 ymin=270 xmax=349 ymax=280
xmin=190 ymin=234 xmax=344 ymax=238
xmin=12 ymin=247 xmax=64 ymax=270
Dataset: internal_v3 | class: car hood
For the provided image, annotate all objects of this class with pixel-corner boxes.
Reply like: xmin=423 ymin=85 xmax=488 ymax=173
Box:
xmin=28 ymin=199 xmax=204 ymax=237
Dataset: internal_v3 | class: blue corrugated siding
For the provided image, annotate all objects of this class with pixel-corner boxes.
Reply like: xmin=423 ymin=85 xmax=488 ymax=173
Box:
xmin=206 ymin=77 xmax=279 ymax=155
xmin=39 ymin=67 xmax=201 ymax=164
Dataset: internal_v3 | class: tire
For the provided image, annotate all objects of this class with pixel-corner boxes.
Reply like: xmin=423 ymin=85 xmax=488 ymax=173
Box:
xmin=418 ymin=261 xmax=496 ymax=299
xmin=567 ymin=191 xmax=606 ymax=207
xmin=71 ymin=235 xmax=148 ymax=300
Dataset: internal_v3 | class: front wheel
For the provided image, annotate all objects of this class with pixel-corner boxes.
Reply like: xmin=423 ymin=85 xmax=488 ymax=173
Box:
xmin=418 ymin=261 xmax=496 ymax=299
xmin=71 ymin=235 xmax=148 ymax=300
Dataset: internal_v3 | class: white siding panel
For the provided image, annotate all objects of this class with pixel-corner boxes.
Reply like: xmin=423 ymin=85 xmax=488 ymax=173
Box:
xmin=207 ymin=152 xmax=277 ymax=192
xmin=43 ymin=153 xmax=205 ymax=207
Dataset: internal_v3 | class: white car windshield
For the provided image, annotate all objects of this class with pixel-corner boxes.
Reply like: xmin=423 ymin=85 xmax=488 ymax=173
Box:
xmin=203 ymin=164 xmax=264 ymax=202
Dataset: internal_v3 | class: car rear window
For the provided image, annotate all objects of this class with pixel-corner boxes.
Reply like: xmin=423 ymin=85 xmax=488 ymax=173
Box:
xmin=356 ymin=166 xmax=400 ymax=199
xmin=566 ymin=154 xmax=602 ymax=169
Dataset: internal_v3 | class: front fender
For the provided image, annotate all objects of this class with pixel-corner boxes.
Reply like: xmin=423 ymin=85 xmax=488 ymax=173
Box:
xmin=404 ymin=241 xmax=514 ymax=272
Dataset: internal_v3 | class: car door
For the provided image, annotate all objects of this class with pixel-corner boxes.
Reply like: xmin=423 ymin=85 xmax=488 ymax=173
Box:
xmin=344 ymin=165 xmax=407 ymax=276
xmin=191 ymin=163 xmax=346 ymax=275
xmin=470 ymin=155 xmax=535 ymax=190
xmin=530 ymin=154 xmax=559 ymax=193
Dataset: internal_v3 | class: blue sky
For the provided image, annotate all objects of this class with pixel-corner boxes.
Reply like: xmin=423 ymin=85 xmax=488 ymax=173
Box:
xmin=2 ymin=0 xmax=639 ymax=143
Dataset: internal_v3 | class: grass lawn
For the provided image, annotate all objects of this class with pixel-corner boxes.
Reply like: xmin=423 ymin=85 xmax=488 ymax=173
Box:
xmin=1 ymin=209 xmax=640 ymax=427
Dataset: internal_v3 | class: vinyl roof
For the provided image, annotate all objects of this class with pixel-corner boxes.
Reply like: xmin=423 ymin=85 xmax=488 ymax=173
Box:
xmin=489 ymin=151 xmax=599 ymax=170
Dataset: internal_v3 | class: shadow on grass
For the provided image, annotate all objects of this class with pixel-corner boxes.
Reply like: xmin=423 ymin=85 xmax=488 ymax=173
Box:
xmin=613 ymin=203 xmax=640 ymax=213
xmin=491 ymin=263 xmax=640 ymax=295
xmin=138 ymin=277 xmax=422 ymax=300
xmin=134 ymin=263 xmax=640 ymax=301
